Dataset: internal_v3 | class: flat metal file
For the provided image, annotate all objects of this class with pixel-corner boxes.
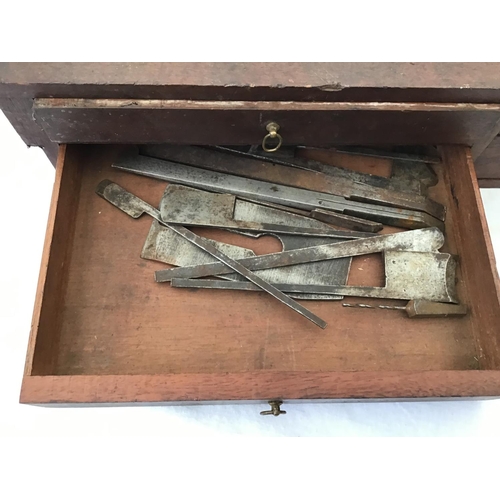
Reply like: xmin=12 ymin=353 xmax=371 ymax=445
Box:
xmin=155 ymin=227 xmax=445 ymax=282
xmin=159 ymin=184 xmax=375 ymax=239
xmin=113 ymin=154 xmax=444 ymax=230
xmin=170 ymin=250 xmax=459 ymax=303
xmin=96 ymin=180 xmax=327 ymax=329
xmin=141 ymin=145 xmax=445 ymax=220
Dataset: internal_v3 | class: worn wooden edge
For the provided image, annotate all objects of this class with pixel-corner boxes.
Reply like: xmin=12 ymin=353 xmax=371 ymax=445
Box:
xmin=440 ymin=145 xmax=500 ymax=369
xmin=33 ymin=98 xmax=500 ymax=112
xmin=3 ymin=63 xmax=500 ymax=93
xmin=23 ymin=145 xmax=68 ymax=375
xmin=0 ymin=98 xmax=59 ymax=164
xmin=19 ymin=371 xmax=500 ymax=404
xmin=3 ymin=62 xmax=500 ymax=168
xmin=23 ymin=145 xmax=84 ymax=375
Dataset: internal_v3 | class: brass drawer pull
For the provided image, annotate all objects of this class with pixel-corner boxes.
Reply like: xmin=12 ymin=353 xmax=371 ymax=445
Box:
xmin=262 ymin=122 xmax=283 ymax=152
xmin=260 ymin=400 xmax=286 ymax=416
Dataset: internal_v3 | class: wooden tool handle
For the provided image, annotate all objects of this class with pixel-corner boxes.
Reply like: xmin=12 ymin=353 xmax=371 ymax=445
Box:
xmin=406 ymin=300 xmax=467 ymax=318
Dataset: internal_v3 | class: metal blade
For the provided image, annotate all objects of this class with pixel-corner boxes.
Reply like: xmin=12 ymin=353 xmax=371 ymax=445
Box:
xmin=142 ymin=187 xmax=353 ymax=299
xmin=96 ymin=180 xmax=327 ymax=329
xmin=141 ymin=145 xmax=445 ymax=220
xmin=170 ymin=250 xmax=459 ymax=303
xmin=112 ymin=154 xmax=444 ymax=230
xmin=155 ymin=227 xmax=445 ymax=282
xmin=141 ymin=219 xmax=256 ymax=266
xmin=213 ymin=146 xmax=438 ymax=194
xmin=160 ymin=184 xmax=375 ymax=239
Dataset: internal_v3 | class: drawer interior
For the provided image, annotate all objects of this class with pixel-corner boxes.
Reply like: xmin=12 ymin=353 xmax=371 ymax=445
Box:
xmin=25 ymin=144 xmax=500 ymax=379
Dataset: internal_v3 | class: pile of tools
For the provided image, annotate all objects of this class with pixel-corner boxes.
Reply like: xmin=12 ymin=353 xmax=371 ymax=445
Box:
xmin=96 ymin=145 xmax=467 ymax=329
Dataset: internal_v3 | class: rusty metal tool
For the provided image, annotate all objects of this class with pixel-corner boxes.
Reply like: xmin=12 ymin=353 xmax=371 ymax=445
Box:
xmin=221 ymin=196 xmax=353 ymax=300
xmin=309 ymin=208 xmax=383 ymax=232
xmin=244 ymin=201 xmax=383 ymax=232
xmin=141 ymin=219 xmax=257 ymax=266
xmin=142 ymin=221 xmax=352 ymax=300
xmin=142 ymin=188 xmax=353 ymax=300
xmin=170 ymin=250 xmax=459 ymax=303
xmin=141 ymin=145 xmax=445 ymax=220
xmin=159 ymin=184 xmax=375 ymax=239
xmin=113 ymin=154 xmax=444 ymax=230
xmin=342 ymin=300 xmax=467 ymax=318
xmin=213 ymin=146 xmax=438 ymax=195
xmin=187 ymin=193 xmax=383 ymax=233
xmin=96 ymin=180 xmax=327 ymax=329
xmin=155 ymin=227 xmax=445 ymax=282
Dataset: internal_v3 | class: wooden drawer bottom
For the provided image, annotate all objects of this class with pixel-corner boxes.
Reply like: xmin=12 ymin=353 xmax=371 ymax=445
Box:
xmin=21 ymin=144 xmax=500 ymax=404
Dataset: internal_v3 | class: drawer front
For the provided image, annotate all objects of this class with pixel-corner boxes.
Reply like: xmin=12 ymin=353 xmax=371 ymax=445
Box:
xmin=33 ymin=99 xmax=500 ymax=148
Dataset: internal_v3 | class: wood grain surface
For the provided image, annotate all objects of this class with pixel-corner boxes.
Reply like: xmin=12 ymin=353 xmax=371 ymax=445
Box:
xmin=440 ymin=146 xmax=500 ymax=369
xmin=4 ymin=63 xmax=500 ymax=102
xmin=32 ymin=99 xmax=500 ymax=149
xmin=3 ymin=63 xmax=500 ymax=176
xmin=20 ymin=371 xmax=500 ymax=404
xmin=25 ymin=146 xmax=83 ymax=375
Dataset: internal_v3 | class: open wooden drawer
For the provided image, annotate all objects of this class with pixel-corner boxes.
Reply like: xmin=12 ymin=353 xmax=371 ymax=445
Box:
xmin=20 ymin=142 xmax=500 ymax=407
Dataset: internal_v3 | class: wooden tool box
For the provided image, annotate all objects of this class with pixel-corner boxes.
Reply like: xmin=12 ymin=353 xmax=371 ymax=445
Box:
xmin=1 ymin=63 xmax=500 ymax=409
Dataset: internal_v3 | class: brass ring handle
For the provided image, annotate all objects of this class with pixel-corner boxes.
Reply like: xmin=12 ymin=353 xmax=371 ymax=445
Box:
xmin=262 ymin=122 xmax=283 ymax=152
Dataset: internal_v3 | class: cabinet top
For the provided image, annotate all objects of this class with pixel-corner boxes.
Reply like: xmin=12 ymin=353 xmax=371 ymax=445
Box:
xmin=2 ymin=62 xmax=500 ymax=102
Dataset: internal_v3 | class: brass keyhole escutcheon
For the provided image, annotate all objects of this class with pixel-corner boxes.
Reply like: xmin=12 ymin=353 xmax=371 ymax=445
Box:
xmin=262 ymin=122 xmax=283 ymax=152
xmin=260 ymin=400 xmax=286 ymax=416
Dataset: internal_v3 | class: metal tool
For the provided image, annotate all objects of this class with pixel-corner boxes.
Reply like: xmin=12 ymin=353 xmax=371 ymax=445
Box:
xmin=310 ymin=208 xmax=383 ymax=232
xmin=213 ymin=146 xmax=438 ymax=195
xmin=141 ymin=219 xmax=257 ymax=266
xmin=142 ymin=189 xmax=353 ymax=299
xmin=159 ymin=184 xmax=375 ymax=239
xmin=194 ymin=193 xmax=383 ymax=233
xmin=342 ymin=301 xmax=467 ymax=318
xmin=141 ymin=145 xmax=445 ymax=220
xmin=170 ymin=250 xmax=458 ymax=303
xmin=155 ymin=227 xmax=445 ymax=282
xmin=113 ymin=154 xmax=444 ymax=230
xmin=217 ymin=193 xmax=353 ymax=299
xmin=143 ymin=223 xmax=351 ymax=300
xmin=96 ymin=180 xmax=327 ymax=329
xmin=331 ymin=146 xmax=441 ymax=164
